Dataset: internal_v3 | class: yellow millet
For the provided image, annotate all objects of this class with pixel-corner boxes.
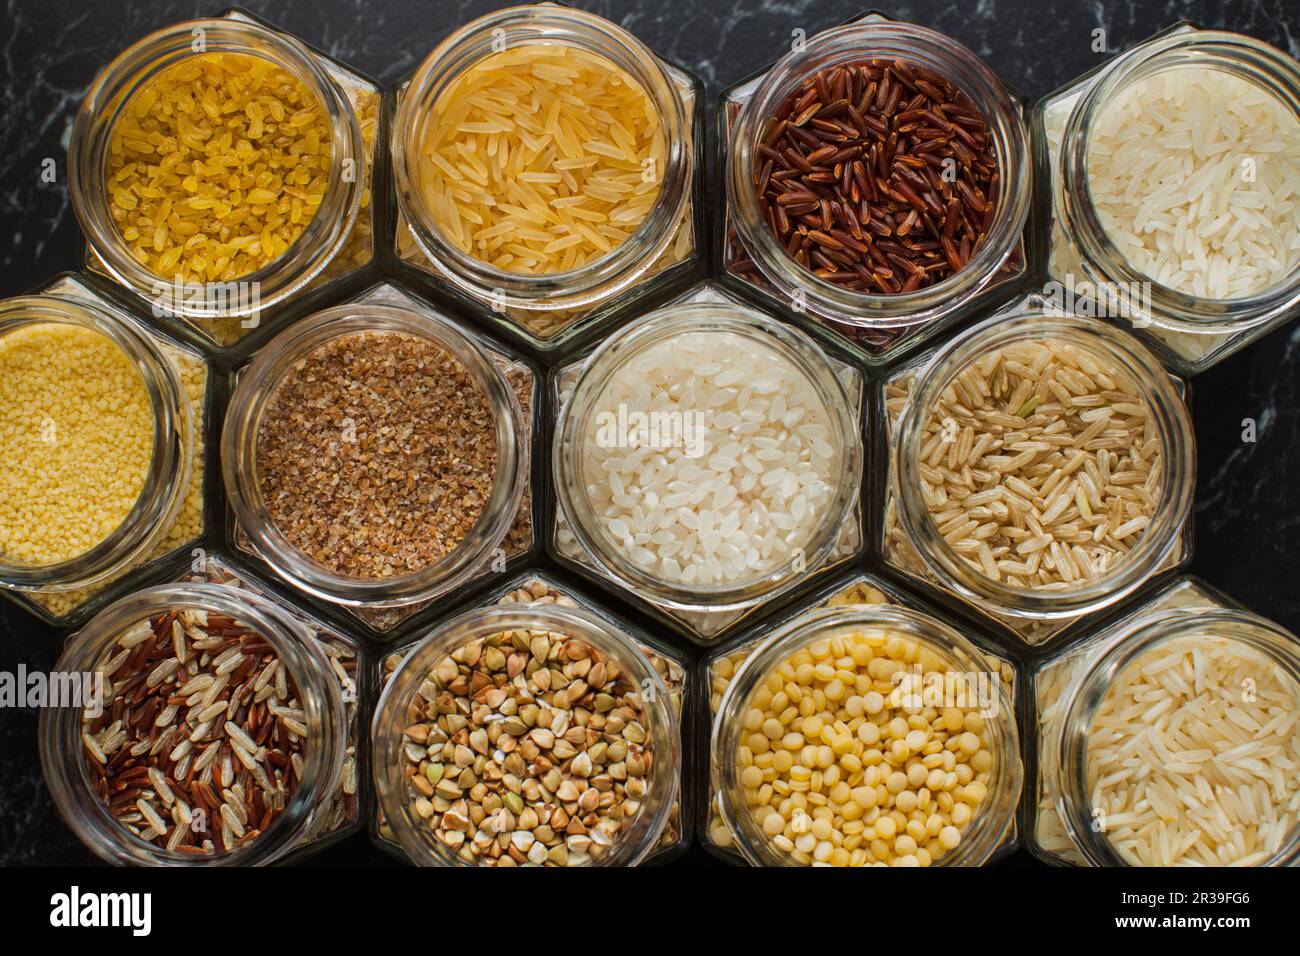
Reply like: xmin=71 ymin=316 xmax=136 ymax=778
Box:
xmin=0 ymin=323 xmax=153 ymax=565
xmin=737 ymin=629 xmax=994 ymax=867
xmin=106 ymin=51 xmax=332 ymax=284
xmin=418 ymin=44 xmax=666 ymax=275
xmin=29 ymin=346 xmax=208 ymax=619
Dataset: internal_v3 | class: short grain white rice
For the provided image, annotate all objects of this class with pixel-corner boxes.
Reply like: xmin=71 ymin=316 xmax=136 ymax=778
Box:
xmin=579 ymin=330 xmax=837 ymax=587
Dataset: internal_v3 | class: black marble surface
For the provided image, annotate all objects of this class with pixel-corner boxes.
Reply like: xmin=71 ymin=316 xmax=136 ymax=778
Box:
xmin=1 ymin=0 xmax=1298 ymax=867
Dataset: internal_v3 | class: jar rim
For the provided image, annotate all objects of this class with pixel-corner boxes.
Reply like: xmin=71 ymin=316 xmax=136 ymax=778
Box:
xmin=391 ymin=3 xmax=692 ymax=311
xmin=68 ymin=17 xmax=365 ymax=320
xmin=894 ymin=308 xmax=1195 ymax=619
xmin=1054 ymin=606 xmax=1300 ymax=866
xmin=0 ymin=293 xmax=194 ymax=592
xmin=372 ymin=601 xmax=680 ymax=866
xmin=553 ymin=300 xmax=863 ymax=612
xmin=712 ymin=603 xmax=1022 ymax=866
xmin=727 ymin=18 xmax=1031 ymax=328
xmin=38 ymin=581 xmax=345 ymax=866
xmin=222 ymin=302 xmax=524 ymax=607
xmin=1059 ymin=29 xmax=1300 ymax=333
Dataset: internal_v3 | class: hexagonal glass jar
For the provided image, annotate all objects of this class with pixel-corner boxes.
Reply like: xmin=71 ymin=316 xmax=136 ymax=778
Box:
xmin=879 ymin=291 xmax=1194 ymax=646
xmin=1034 ymin=23 xmax=1300 ymax=375
xmin=551 ymin=282 xmax=865 ymax=645
xmin=70 ymin=9 xmax=382 ymax=359
xmin=719 ymin=12 xmax=1033 ymax=365
xmin=1028 ymin=576 xmax=1300 ymax=866
xmin=703 ymin=571 xmax=1021 ymax=866
xmin=223 ymin=281 xmax=538 ymax=638
xmin=0 ymin=274 xmax=211 ymax=627
xmin=369 ymin=571 xmax=692 ymax=866
xmin=390 ymin=3 xmax=704 ymax=354
xmin=39 ymin=576 xmax=355 ymax=865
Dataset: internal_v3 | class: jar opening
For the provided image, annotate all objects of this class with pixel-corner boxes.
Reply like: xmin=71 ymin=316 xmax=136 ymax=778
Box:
xmin=729 ymin=20 xmax=1030 ymax=327
xmin=70 ymin=18 xmax=364 ymax=320
xmin=0 ymin=295 xmax=192 ymax=593
xmin=895 ymin=311 xmax=1194 ymax=619
xmin=40 ymin=583 xmax=343 ymax=866
xmin=373 ymin=603 xmax=679 ymax=866
xmin=713 ymin=604 xmax=1021 ymax=866
xmin=1061 ymin=30 xmax=1300 ymax=332
xmin=1057 ymin=608 xmax=1300 ymax=866
xmin=222 ymin=303 xmax=522 ymax=608
xmin=554 ymin=302 xmax=862 ymax=612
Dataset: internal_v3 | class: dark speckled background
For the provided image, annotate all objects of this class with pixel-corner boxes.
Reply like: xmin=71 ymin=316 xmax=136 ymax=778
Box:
xmin=1 ymin=0 xmax=1297 ymax=866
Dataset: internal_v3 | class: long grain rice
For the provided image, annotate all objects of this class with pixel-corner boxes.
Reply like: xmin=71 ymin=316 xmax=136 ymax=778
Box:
xmin=1087 ymin=67 xmax=1300 ymax=299
xmin=418 ymin=44 xmax=666 ymax=275
xmin=1086 ymin=635 xmax=1300 ymax=866
xmin=912 ymin=338 xmax=1163 ymax=590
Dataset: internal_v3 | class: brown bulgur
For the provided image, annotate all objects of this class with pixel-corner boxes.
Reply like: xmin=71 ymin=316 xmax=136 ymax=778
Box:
xmin=255 ymin=330 xmax=498 ymax=578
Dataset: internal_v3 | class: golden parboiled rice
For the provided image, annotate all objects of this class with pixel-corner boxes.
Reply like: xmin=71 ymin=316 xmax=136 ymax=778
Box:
xmin=418 ymin=44 xmax=667 ymax=275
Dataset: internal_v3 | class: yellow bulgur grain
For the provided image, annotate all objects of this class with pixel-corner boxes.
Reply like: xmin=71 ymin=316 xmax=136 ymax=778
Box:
xmin=0 ymin=324 xmax=154 ymax=565
xmin=418 ymin=44 xmax=666 ymax=274
xmin=105 ymin=52 xmax=332 ymax=284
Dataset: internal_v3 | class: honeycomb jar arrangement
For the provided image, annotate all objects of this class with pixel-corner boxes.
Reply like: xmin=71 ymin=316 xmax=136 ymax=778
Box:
xmin=8 ymin=6 xmax=1300 ymax=868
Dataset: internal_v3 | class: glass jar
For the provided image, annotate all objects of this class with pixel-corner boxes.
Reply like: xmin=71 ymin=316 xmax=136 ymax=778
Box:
xmin=883 ymin=292 xmax=1195 ymax=645
xmin=721 ymin=12 xmax=1032 ymax=364
xmin=1029 ymin=576 xmax=1300 ymax=866
xmin=222 ymin=295 xmax=529 ymax=635
xmin=701 ymin=570 xmax=1019 ymax=862
xmin=39 ymin=581 xmax=349 ymax=865
xmin=70 ymin=12 xmax=378 ymax=356
xmin=391 ymin=3 xmax=703 ymax=353
xmin=0 ymin=275 xmax=209 ymax=626
xmin=1036 ymin=25 xmax=1300 ymax=374
xmin=710 ymin=600 xmax=1022 ymax=866
xmin=552 ymin=287 xmax=864 ymax=644
xmin=370 ymin=570 xmax=692 ymax=863
xmin=372 ymin=599 xmax=683 ymax=866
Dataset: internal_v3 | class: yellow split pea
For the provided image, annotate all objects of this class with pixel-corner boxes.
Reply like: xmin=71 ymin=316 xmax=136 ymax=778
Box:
xmin=106 ymin=52 xmax=332 ymax=284
xmin=738 ymin=630 xmax=994 ymax=866
xmin=418 ymin=44 xmax=667 ymax=275
xmin=0 ymin=323 xmax=153 ymax=565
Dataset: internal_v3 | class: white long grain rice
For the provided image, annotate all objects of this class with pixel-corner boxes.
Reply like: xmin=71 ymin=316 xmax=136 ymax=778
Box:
xmin=1086 ymin=635 xmax=1300 ymax=866
xmin=1087 ymin=67 xmax=1300 ymax=299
